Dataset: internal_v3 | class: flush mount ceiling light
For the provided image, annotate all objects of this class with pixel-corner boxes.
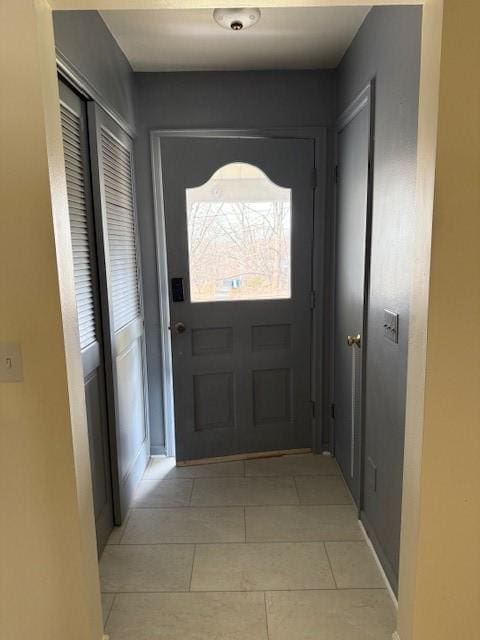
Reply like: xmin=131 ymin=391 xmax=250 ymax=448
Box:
xmin=213 ymin=8 xmax=261 ymax=31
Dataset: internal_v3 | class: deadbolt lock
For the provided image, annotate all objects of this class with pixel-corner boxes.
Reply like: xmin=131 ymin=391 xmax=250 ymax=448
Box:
xmin=347 ymin=334 xmax=361 ymax=348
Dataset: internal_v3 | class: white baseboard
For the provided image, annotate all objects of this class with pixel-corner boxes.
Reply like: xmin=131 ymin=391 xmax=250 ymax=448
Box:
xmin=359 ymin=521 xmax=400 ymax=640
xmin=358 ymin=520 xmax=398 ymax=610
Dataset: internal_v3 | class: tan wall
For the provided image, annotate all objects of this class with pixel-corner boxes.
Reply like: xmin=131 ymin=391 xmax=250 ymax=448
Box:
xmin=0 ymin=1 xmax=103 ymax=639
xmin=403 ymin=1 xmax=480 ymax=638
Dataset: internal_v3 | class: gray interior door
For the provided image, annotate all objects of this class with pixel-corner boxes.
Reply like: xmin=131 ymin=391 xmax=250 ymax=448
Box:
xmin=59 ymin=80 xmax=113 ymax=554
xmin=161 ymin=137 xmax=315 ymax=462
xmin=89 ymin=105 xmax=149 ymax=519
xmin=334 ymin=90 xmax=372 ymax=505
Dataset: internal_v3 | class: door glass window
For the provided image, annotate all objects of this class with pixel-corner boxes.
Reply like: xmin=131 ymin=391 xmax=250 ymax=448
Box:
xmin=186 ymin=163 xmax=292 ymax=302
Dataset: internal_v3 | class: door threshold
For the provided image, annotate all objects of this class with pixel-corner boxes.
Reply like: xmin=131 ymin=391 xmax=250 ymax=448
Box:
xmin=176 ymin=447 xmax=312 ymax=467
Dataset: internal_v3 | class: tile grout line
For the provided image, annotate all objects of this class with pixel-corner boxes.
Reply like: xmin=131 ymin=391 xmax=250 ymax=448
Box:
xmin=99 ymin=587 xmax=389 ymax=595
xmin=145 ymin=473 xmax=270 ymax=480
xmin=108 ymin=539 xmax=367 ymax=547
xmin=117 ymin=509 xmax=134 ymax=545
xmin=293 ymin=476 xmax=301 ymax=504
xmin=103 ymin=592 xmax=117 ymax=630
xmin=195 ymin=474 xmax=343 ymax=480
xmin=156 ymin=473 xmax=342 ymax=481
xmin=119 ymin=501 xmax=355 ymax=509
xmin=263 ymin=591 xmax=271 ymax=640
xmin=188 ymin=478 xmax=195 ymax=506
xmin=323 ymin=542 xmax=338 ymax=589
xmin=99 ymin=587 xmax=388 ymax=596
xmin=188 ymin=544 xmax=196 ymax=592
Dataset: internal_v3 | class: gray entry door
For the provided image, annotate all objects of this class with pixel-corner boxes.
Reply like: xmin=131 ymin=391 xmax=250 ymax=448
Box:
xmin=59 ymin=80 xmax=113 ymax=553
xmin=334 ymin=90 xmax=372 ymax=505
xmin=89 ymin=105 xmax=149 ymax=519
xmin=161 ymin=137 xmax=315 ymax=462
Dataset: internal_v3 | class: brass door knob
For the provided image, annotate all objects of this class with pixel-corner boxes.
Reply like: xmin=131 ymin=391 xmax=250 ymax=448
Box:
xmin=347 ymin=334 xmax=361 ymax=347
xmin=174 ymin=321 xmax=187 ymax=334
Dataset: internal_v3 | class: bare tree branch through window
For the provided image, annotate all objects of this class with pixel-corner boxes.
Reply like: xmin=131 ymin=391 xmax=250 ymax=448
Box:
xmin=186 ymin=163 xmax=292 ymax=302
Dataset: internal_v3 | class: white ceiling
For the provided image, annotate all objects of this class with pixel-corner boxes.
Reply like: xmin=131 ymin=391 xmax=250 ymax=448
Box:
xmin=100 ymin=7 xmax=371 ymax=72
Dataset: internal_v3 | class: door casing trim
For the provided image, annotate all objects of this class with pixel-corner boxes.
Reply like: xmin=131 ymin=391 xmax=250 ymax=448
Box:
xmin=150 ymin=127 xmax=330 ymax=457
xmin=57 ymin=48 xmax=135 ymax=138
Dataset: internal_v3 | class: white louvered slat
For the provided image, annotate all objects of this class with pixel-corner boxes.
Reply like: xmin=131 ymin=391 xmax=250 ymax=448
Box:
xmin=61 ymin=104 xmax=96 ymax=350
xmin=101 ymin=130 xmax=141 ymax=332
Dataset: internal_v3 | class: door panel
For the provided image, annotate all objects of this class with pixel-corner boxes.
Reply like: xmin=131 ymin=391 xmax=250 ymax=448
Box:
xmin=116 ymin=322 xmax=147 ymax=473
xmin=334 ymin=93 xmax=372 ymax=505
xmin=161 ymin=137 xmax=315 ymax=462
xmin=88 ymin=105 xmax=149 ymax=519
xmin=59 ymin=80 xmax=113 ymax=554
xmin=84 ymin=369 xmax=110 ymax=518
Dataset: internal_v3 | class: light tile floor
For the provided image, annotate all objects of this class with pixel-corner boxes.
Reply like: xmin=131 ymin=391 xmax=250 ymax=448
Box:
xmin=101 ymin=453 xmax=396 ymax=639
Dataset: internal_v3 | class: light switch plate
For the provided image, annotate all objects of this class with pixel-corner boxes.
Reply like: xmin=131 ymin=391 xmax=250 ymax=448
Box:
xmin=0 ymin=343 xmax=24 ymax=382
xmin=384 ymin=309 xmax=399 ymax=343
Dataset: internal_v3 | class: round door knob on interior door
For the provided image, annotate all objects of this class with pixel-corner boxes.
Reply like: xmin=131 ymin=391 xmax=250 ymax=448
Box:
xmin=347 ymin=334 xmax=361 ymax=347
xmin=174 ymin=322 xmax=187 ymax=334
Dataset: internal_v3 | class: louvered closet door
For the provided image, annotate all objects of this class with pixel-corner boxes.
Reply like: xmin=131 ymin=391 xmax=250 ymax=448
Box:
xmin=89 ymin=104 xmax=149 ymax=519
xmin=59 ymin=81 xmax=114 ymax=554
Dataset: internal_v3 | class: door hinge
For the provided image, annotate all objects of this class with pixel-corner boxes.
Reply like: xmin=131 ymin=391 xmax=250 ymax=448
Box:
xmin=310 ymin=291 xmax=316 ymax=309
xmin=310 ymin=400 xmax=316 ymax=419
xmin=312 ymin=168 xmax=319 ymax=189
xmin=334 ymin=165 xmax=339 ymax=184
xmin=330 ymin=403 xmax=335 ymax=420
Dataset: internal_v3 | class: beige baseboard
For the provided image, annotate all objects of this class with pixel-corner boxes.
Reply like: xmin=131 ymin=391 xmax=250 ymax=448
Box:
xmin=176 ymin=448 xmax=312 ymax=466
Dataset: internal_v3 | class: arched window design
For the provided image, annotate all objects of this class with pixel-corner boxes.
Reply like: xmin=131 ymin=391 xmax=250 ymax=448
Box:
xmin=186 ymin=163 xmax=292 ymax=302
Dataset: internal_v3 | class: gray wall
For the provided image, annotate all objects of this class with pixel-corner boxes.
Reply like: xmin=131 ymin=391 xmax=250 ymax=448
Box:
xmin=134 ymin=70 xmax=336 ymax=452
xmin=53 ymin=11 xmax=136 ymax=130
xmin=337 ymin=6 xmax=422 ymax=586
xmin=53 ymin=15 xmax=421 ymax=589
